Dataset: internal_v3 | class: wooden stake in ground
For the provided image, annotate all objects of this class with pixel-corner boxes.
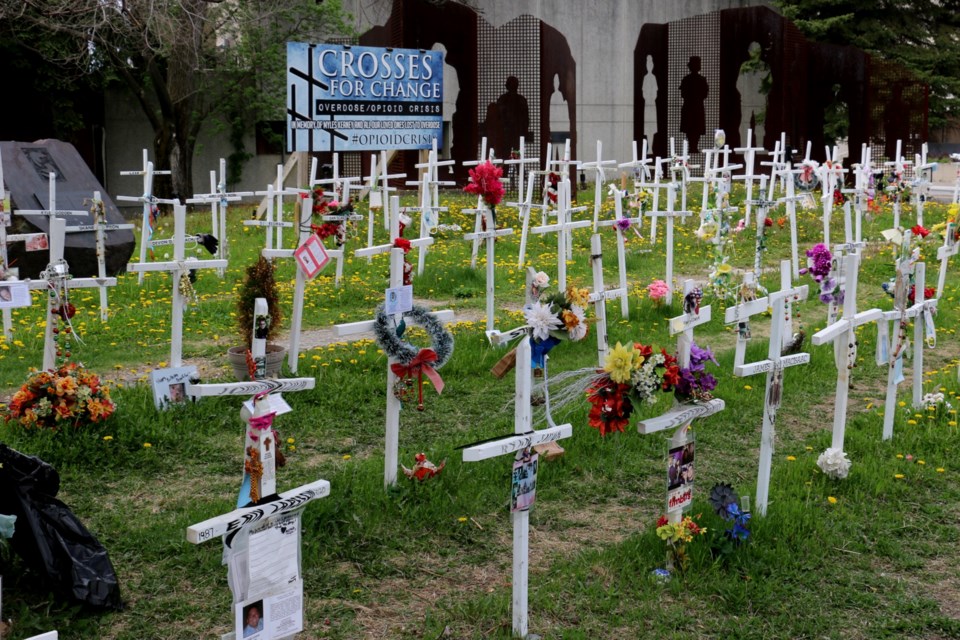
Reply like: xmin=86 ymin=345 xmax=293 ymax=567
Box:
xmin=127 ymin=204 xmax=227 ymax=367
xmin=811 ymin=252 xmax=882 ymax=456
xmin=730 ymin=260 xmax=810 ymax=516
xmin=335 ymin=196 xmax=454 ymax=488
xmin=461 ymin=334 xmax=572 ymax=640
xmin=637 ymin=280 xmax=725 ymax=524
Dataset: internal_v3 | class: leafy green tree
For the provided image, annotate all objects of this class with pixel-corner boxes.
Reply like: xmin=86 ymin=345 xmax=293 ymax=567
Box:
xmin=0 ymin=0 xmax=352 ymax=198
xmin=776 ymin=0 xmax=960 ymax=133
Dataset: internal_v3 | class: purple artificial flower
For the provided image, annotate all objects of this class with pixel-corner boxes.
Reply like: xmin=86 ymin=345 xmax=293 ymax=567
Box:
xmin=614 ymin=217 xmax=631 ymax=231
xmin=690 ymin=342 xmax=718 ymax=368
xmin=819 ymin=292 xmax=834 ymax=304
xmin=698 ymin=372 xmax=718 ymax=393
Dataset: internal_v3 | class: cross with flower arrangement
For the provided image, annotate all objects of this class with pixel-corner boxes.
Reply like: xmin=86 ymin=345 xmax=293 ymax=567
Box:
xmin=596 ymin=185 xmax=643 ymax=319
xmin=462 ymin=160 xmax=513 ymax=331
xmin=883 ymin=139 xmax=912 ymax=230
xmin=811 ymin=251 xmax=883 ymax=478
xmin=464 ymin=137 xmax=504 ymax=268
xmin=728 ymin=260 xmax=810 ymax=516
xmin=531 ymin=178 xmax=591 ymax=292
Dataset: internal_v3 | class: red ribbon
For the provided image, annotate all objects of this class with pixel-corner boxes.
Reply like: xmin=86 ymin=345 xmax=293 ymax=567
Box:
xmin=391 ymin=348 xmax=445 ymax=410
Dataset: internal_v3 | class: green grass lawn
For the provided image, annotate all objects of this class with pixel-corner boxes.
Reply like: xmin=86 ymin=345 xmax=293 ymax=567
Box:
xmin=0 ymin=185 xmax=958 ymax=639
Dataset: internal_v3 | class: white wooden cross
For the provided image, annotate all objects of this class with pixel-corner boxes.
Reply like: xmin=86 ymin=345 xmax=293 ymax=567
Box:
xmin=547 ymin=138 xmax=577 ymax=183
xmin=811 ymin=252 xmax=882 ymax=454
xmin=911 ymin=143 xmax=937 ymax=228
xmin=260 ymin=196 xmax=325 ymax=370
xmin=876 ymin=242 xmax=937 ymax=439
xmin=465 ymin=137 xmax=505 ymax=268
xmin=596 ymin=186 xmax=642 ymax=319
xmin=586 ymin=233 xmax=626 ymax=364
xmin=734 ymin=129 xmax=766 ymax=226
xmin=116 ymin=150 xmax=176 ymax=284
xmin=186 ymin=377 xmax=324 ymax=640
xmin=463 ymin=203 xmax=514 ymax=331
xmin=531 ymin=179 xmax=590 ymax=292
xmin=883 ymin=139 xmax=911 ymax=230
xmin=246 ymin=174 xmax=307 ymax=253
xmin=187 ymin=159 xmax=254 ymax=276
xmin=407 ymin=145 xmax=455 ymax=276
xmin=907 ymin=262 xmax=937 ymax=410
xmin=729 ymin=260 xmax=810 ymax=516
xmin=818 ymin=146 xmax=847 ymax=249
xmin=579 ymin=140 xmax=617 ymax=230
xmin=617 ymin=139 xmax=656 ymax=209
xmin=29 ymin=218 xmax=118 ymax=370
xmin=841 ymin=144 xmax=873 ymax=248
xmin=723 ymin=271 xmax=762 ymax=372
xmin=461 ymin=333 xmax=572 ymax=639
xmin=936 ymin=220 xmax=958 ymax=298
xmin=777 ymin=169 xmax=806 ymax=278
xmin=62 ymin=192 xmax=134 ymax=321
xmin=643 ymin=181 xmax=691 ymax=306
xmin=511 ymin=171 xmax=547 ymax=268
xmin=15 ymin=171 xmax=88 ymax=222
xmin=637 ymin=279 xmax=725 ymax=524
xmin=760 ymin=133 xmax=789 ymax=200
xmin=748 ymin=176 xmax=779 ymax=274
xmin=312 ymin=152 xmax=361 ymax=207
xmin=372 ymin=150 xmax=407 ymax=232
xmin=664 ymin=138 xmax=695 ymax=234
xmin=503 ymin=135 xmax=540 ymax=207
xmin=336 ymin=196 xmax=454 ymax=487
xmin=127 ymin=204 xmax=227 ymax=367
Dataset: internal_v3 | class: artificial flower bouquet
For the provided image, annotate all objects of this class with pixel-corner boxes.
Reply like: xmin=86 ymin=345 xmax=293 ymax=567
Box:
xmin=4 ymin=363 xmax=115 ymax=430
xmin=646 ymin=279 xmax=669 ymax=306
xmin=310 ymin=186 xmax=356 ymax=246
xmin=655 ymin=513 xmax=706 ymax=574
xmin=800 ymin=243 xmax=842 ymax=305
xmin=520 ymin=276 xmax=591 ymax=370
xmin=585 ymin=340 xmax=718 ymax=436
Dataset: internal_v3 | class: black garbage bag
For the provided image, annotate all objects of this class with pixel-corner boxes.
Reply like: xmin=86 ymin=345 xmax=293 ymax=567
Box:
xmin=0 ymin=444 xmax=122 ymax=610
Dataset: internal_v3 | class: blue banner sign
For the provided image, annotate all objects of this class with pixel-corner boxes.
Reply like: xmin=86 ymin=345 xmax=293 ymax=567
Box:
xmin=287 ymin=42 xmax=444 ymax=152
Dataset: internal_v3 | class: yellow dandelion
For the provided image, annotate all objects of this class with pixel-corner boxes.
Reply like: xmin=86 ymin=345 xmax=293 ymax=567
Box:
xmin=894 ymin=473 xmax=905 ymax=479
xmin=827 ymin=496 xmax=837 ymax=505
xmin=786 ymin=455 xmax=797 ymax=461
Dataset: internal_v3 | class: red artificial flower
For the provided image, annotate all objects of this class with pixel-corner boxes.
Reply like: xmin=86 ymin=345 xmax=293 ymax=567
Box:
xmin=662 ymin=364 xmax=681 ymax=390
xmin=634 ymin=342 xmax=653 ymax=359
xmin=764 ymin=217 xmax=773 ymax=227
xmin=463 ymin=161 xmax=505 ymax=207
xmin=393 ymin=237 xmax=412 ymax=253
xmin=586 ymin=379 xmax=633 ymax=436
xmin=911 ymin=224 xmax=930 ymax=238
xmin=656 ymin=515 xmax=669 ymax=528
xmin=907 ymin=285 xmax=936 ymax=304
xmin=833 ymin=189 xmax=845 ymax=207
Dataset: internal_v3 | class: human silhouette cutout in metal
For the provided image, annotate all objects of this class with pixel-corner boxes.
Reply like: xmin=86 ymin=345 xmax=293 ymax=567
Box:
xmin=642 ymin=55 xmax=659 ymax=147
xmin=679 ymin=55 xmax=708 ymax=153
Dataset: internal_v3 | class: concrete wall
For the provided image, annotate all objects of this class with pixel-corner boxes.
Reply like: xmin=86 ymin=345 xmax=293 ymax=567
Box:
xmin=345 ymin=0 xmax=769 ymax=169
